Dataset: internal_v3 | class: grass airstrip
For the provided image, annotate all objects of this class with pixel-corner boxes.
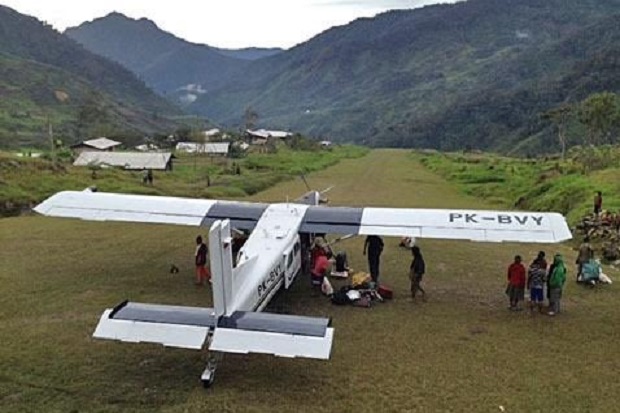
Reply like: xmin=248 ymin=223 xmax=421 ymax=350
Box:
xmin=1 ymin=149 xmax=619 ymax=412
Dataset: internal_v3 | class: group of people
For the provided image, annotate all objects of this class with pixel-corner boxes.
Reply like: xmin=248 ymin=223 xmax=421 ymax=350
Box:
xmin=308 ymin=234 xmax=427 ymax=302
xmin=142 ymin=168 xmax=154 ymax=185
xmin=506 ymin=251 xmax=566 ymax=316
xmin=363 ymin=235 xmax=427 ymax=301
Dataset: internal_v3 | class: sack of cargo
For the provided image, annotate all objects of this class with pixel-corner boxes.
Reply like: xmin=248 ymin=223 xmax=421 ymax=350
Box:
xmin=377 ymin=284 xmax=393 ymax=299
xmin=351 ymin=272 xmax=371 ymax=287
xmin=321 ymin=277 xmax=334 ymax=296
xmin=352 ymin=296 xmax=372 ymax=308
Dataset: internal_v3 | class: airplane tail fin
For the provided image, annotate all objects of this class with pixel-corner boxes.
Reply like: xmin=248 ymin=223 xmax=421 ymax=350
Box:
xmin=209 ymin=219 xmax=234 ymax=317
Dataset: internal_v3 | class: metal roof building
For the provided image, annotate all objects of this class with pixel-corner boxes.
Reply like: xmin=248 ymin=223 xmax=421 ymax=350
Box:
xmin=246 ymin=129 xmax=292 ymax=139
xmin=71 ymin=137 xmax=122 ymax=153
xmin=73 ymin=152 xmax=174 ymax=170
xmin=175 ymin=142 xmax=230 ymax=155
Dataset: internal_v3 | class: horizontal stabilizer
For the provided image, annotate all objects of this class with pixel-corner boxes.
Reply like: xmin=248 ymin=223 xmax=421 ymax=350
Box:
xmin=220 ymin=311 xmax=331 ymax=337
xmin=93 ymin=302 xmax=217 ymax=350
xmin=209 ymin=327 xmax=334 ymax=359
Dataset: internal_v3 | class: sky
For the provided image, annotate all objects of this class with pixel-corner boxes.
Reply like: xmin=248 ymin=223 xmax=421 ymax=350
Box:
xmin=0 ymin=0 xmax=458 ymax=49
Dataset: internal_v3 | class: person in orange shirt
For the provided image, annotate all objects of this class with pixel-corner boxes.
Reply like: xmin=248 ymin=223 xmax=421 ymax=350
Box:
xmin=506 ymin=255 xmax=526 ymax=311
xmin=195 ymin=235 xmax=210 ymax=285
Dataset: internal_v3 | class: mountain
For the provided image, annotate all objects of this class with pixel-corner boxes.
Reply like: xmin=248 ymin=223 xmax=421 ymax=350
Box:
xmin=0 ymin=5 xmax=185 ymax=148
xmin=187 ymin=0 xmax=620 ymax=152
xmin=65 ymin=13 xmax=283 ymax=105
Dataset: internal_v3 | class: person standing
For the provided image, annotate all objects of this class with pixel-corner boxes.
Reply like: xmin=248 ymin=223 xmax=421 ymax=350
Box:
xmin=506 ymin=255 xmax=526 ymax=311
xmin=594 ymin=191 xmax=603 ymax=216
xmin=576 ymin=237 xmax=594 ymax=281
xmin=532 ymin=251 xmax=547 ymax=270
xmin=527 ymin=262 xmax=546 ymax=313
xmin=363 ymin=235 xmax=384 ymax=285
xmin=548 ymin=254 xmax=567 ymax=316
xmin=195 ymin=235 xmax=210 ymax=285
xmin=409 ymin=246 xmax=426 ymax=301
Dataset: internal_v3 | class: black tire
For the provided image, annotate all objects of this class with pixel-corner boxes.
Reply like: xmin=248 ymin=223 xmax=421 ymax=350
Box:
xmin=202 ymin=375 xmax=214 ymax=389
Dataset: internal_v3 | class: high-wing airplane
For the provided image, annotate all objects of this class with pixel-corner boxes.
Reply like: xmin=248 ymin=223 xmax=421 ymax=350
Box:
xmin=33 ymin=188 xmax=572 ymax=387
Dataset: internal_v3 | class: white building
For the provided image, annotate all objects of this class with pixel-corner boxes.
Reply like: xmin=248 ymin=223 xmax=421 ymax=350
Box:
xmin=73 ymin=152 xmax=174 ymax=170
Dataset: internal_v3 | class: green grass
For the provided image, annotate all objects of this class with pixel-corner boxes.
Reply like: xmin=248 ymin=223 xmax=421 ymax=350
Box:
xmin=416 ymin=149 xmax=620 ymax=225
xmin=1 ymin=149 xmax=619 ymax=412
xmin=0 ymin=144 xmax=368 ymax=215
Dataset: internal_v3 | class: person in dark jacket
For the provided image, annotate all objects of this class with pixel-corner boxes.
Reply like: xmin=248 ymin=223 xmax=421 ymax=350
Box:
xmin=409 ymin=245 xmax=426 ymax=301
xmin=363 ymin=235 xmax=384 ymax=284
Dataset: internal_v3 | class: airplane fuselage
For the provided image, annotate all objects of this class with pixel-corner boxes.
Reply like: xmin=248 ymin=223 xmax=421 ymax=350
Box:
xmin=225 ymin=203 xmax=309 ymax=314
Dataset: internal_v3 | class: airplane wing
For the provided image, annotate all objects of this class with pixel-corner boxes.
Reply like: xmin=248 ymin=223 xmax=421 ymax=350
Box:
xmin=34 ymin=190 xmax=572 ymax=242
xmin=33 ymin=190 xmax=268 ymax=231
xmin=299 ymin=206 xmax=572 ymax=243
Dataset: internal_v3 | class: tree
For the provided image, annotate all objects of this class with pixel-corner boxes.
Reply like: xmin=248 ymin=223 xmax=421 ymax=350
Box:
xmin=542 ymin=104 xmax=573 ymax=160
xmin=243 ymin=107 xmax=259 ymax=131
xmin=578 ymin=92 xmax=620 ymax=146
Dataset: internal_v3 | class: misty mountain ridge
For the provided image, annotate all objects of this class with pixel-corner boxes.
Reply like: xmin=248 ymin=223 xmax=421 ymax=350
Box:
xmin=65 ymin=13 xmax=283 ymax=105
xmin=186 ymin=0 xmax=620 ymax=153
xmin=0 ymin=5 xmax=184 ymax=148
xmin=4 ymin=1 xmax=620 ymax=153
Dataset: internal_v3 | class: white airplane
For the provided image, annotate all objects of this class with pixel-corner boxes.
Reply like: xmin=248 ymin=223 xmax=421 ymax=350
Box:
xmin=33 ymin=188 xmax=572 ymax=387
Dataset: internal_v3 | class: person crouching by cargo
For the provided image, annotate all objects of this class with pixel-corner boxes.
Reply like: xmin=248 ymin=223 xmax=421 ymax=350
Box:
xmin=409 ymin=246 xmax=426 ymax=302
xmin=506 ymin=255 xmax=526 ymax=311
xmin=548 ymin=254 xmax=567 ymax=316
xmin=195 ymin=235 xmax=210 ymax=285
xmin=527 ymin=261 xmax=546 ymax=313
xmin=311 ymin=251 xmax=332 ymax=290
xmin=576 ymin=237 xmax=594 ymax=281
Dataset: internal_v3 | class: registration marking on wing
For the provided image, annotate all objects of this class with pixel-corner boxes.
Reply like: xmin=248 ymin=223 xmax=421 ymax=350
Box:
xmin=449 ymin=213 xmax=544 ymax=226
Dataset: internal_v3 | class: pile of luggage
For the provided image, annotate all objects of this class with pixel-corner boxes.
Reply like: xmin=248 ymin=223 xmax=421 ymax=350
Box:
xmin=329 ymin=271 xmax=393 ymax=308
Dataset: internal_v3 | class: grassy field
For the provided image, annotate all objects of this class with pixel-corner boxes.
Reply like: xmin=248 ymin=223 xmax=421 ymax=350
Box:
xmin=416 ymin=148 xmax=620 ymax=225
xmin=1 ymin=149 xmax=619 ymax=412
xmin=0 ymin=144 xmax=367 ymax=215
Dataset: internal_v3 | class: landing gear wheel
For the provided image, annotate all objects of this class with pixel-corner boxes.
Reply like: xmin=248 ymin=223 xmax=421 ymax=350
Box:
xmin=200 ymin=353 xmax=221 ymax=389
xmin=202 ymin=373 xmax=215 ymax=389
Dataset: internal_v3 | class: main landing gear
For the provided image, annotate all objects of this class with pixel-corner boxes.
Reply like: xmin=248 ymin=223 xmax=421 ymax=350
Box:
xmin=201 ymin=353 xmax=222 ymax=388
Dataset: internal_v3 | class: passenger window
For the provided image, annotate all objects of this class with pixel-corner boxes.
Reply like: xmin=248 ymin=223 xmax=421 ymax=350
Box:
xmin=287 ymin=252 xmax=294 ymax=268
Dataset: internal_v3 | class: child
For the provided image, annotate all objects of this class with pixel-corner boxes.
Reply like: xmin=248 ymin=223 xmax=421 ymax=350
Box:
xmin=409 ymin=246 xmax=426 ymax=302
xmin=195 ymin=235 xmax=210 ymax=285
xmin=506 ymin=255 xmax=526 ymax=311
xmin=527 ymin=262 xmax=546 ymax=313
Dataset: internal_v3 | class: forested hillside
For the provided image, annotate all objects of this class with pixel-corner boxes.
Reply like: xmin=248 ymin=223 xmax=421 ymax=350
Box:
xmin=188 ymin=0 xmax=620 ymax=153
xmin=0 ymin=6 xmax=184 ymax=148
xmin=65 ymin=13 xmax=282 ymax=104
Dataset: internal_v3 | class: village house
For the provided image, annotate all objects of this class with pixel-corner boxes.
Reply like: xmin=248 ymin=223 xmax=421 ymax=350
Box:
xmin=175 ymin=142 xmax=230 ymax=156
xmin=246 ymin=129 xmax=293 ymax=145
xmin=73 ymin=151 xmax=174 ymax=171
xmin=70 ymin=137 xmax=122 ymax=154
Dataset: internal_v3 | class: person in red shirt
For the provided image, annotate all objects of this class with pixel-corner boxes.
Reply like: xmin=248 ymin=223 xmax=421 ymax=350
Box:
xmin=594 ymin=191 xmax=603 ymax=216
xmin=311 ymin=251 xmax=332 ymax=289
xmin=506 ymin=255 xmax=526 ymax=311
